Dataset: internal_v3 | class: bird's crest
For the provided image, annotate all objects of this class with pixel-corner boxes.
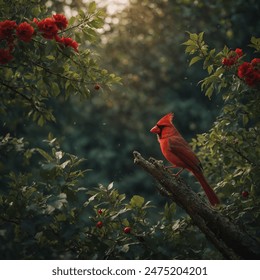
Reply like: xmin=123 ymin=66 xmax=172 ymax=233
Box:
xmin=157 ymin=112 xmax=174 ymax=126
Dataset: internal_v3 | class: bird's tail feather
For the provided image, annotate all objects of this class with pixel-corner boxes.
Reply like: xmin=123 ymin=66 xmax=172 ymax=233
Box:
xmin=193 ymin=172 xmax=220 ymax=206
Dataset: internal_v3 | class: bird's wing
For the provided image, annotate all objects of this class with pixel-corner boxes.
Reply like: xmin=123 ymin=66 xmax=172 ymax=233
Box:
xmin=168 ymin=137 xmax=202 ymax=173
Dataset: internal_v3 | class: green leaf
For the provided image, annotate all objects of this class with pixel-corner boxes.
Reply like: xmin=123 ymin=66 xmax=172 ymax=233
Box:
xmin=122 ymin=218 xmax=130 ymax=226
xmin=52 ymin=83 xmax=60 ymax=97
xmin=31 ymin=6 xmax=41 ymax=16
xmin=89 ymin=19 xmax=104 ymax=29
xmin=164 ymin=202 xmax=176 ymax=220
xmin=110 ymin=208 xmax=130 ymax=220
xmin=185 ymin=45 xmax=197 ymax=54
xmin=249 ymin=36 xmax=260 ymax=51
xmin=182 ymin=39 xmax=197 ymax=46
xmin=198 ymin=31 xmax=205 ymax=42
xmin=107 ymin=182 xmax=114 ymax=190
xmin=69 ymin=16 xmax=76 ymax=25
xmin=207 ymin=65 xmax=214 ymax=74
xmin=189 ymin=56 xmax=202 ymax=66
xmin=78 ymin=9 xmax=85 ymax=18
xmin=46 ymin=55 xmax=55 ymax=60
xmin=189 ymin=32 xmax=198 ymax=41
xmin=205 ymin=84 xmax=214 ymax=98
xmin=214 ymin=67 xmax=225 ymax=77
xmin=37 ymin=115 xmax=45 ymax=126
xmin=88 ymin=1 xmax=97 ymax=14
xmin=60 ymin=160 xmax=70 ymax=169
xmin=85 ymin=193 xmax=99 ymax=205
xmin=36 ymin=148 xmax=53 ymax=162
xmin=56 ymin=213 xmax=67 ymax=222
xmin=130 ymin=195 xmax=145 ymax=208
xmin=172 ymin=219 xmax=181 ymax=231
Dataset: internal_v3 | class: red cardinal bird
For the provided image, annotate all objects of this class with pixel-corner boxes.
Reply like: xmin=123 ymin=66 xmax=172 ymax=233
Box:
xmin=150 ymin=112 xmax=220 ymax=206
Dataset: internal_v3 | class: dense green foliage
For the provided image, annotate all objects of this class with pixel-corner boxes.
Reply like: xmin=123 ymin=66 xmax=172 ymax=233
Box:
xmin=0 ymin=0 xmax=259 ymax=259
xmin=184 ymin=33 xmax=260 ymax=237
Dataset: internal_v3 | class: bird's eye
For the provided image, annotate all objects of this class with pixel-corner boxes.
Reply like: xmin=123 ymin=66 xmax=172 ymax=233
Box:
xmin=157 ymin=125 xmax=164 ymax=129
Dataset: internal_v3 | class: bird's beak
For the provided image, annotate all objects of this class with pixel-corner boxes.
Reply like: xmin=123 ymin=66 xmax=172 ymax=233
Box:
xmin=150 ymin=125 xmax=160 ymax=134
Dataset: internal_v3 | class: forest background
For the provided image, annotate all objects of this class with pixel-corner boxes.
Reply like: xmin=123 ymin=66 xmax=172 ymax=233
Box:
xmin=0 ymin=0 xmax=259 ymax=259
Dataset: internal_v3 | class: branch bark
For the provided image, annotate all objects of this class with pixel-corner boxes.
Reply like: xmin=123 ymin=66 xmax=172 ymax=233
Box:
xmin=133 ymin=151 xmax=260 ymax=260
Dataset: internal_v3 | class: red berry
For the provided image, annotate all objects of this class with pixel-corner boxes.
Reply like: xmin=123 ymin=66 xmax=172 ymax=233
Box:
xmin=98 ymin=209 xmax=103 ymax=215
xmin=96 ymin=221 xmax=103 ymax=228
xmin=242 ymin=191 xmax=249 ymax=198
xmin=94 ymin=83 xmax=100 ymax=90
xmin=123 ymin=227 xmax=131 ymax=234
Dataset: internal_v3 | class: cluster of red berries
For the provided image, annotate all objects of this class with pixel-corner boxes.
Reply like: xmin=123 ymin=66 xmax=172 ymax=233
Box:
xmin=222 ymin=48 xmax=260 ymax=87
xmin=222 ymin=48 xmax=243 ymax=66
xmin=96 ymin=209 xmax=104 ymax=228
xmin=0 ymin=14 xmax=78 ymax=65
xmin=95 ymin=209 xmax=131 ymax=234
xmin=237 ymin=58 xmax=260 ymax=87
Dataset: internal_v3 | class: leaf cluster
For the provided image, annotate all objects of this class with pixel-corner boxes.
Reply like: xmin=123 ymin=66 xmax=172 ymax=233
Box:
xmin=184 ymin=33 xmax=260 ymax=239
xmin=0 ymin=1 xmax=120 ymax=127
